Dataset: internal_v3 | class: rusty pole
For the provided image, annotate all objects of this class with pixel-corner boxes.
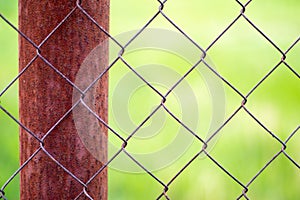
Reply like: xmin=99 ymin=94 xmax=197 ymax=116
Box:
xmin=19 ymin=1 xmax=109 ymax=199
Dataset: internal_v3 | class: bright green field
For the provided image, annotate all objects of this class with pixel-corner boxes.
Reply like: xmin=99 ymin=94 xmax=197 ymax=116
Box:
xmin=1 ymin=0 xmax=300 ymax=199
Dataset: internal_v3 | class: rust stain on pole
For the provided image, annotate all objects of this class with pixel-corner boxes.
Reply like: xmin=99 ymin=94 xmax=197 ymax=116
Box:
xmin=19 ymin=1 xmax=109 ymax=199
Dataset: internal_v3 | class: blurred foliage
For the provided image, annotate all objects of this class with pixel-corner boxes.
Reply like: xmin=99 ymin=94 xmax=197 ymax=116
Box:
xmin=0 ymin=0 xmax=299 ymax=199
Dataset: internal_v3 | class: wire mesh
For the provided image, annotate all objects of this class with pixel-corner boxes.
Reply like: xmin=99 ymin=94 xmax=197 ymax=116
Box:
xmin=0 ymin=0 xmax=299 ymax=199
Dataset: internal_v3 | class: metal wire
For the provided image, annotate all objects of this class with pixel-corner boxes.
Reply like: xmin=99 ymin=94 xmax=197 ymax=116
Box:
xmin=0 ymin=0 xmax=299 ymax=199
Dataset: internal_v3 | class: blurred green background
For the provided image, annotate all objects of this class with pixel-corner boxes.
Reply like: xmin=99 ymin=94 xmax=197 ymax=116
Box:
xmin=1 ymin=0 xmax=300 ymax=199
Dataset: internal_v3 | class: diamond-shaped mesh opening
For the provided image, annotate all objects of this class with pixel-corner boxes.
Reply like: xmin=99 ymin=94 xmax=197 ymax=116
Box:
xmin=0 ymin=0 xmax=299 ymax=199
xmin=209 ymin=110 xmax=282 ymax=183
xmin=207 ymin=18 xmax=282 ymax=94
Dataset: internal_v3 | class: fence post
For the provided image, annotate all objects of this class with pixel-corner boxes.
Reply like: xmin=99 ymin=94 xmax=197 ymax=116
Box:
xmin=19 ymin=1 xmax=109 ymax=199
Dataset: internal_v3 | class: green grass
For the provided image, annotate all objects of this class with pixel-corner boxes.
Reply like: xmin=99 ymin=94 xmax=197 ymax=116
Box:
xmin=0 ymin=0 xmax=299 ymax=199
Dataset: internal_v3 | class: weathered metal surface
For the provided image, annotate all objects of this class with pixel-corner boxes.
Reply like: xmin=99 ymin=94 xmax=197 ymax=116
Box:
xmin=19 ymin=1 xmax=109 ymax=199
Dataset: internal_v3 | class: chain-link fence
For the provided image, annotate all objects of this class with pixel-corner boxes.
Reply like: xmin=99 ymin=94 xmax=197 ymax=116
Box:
xmin=1 ymin=0 xmax=300 ymax=199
